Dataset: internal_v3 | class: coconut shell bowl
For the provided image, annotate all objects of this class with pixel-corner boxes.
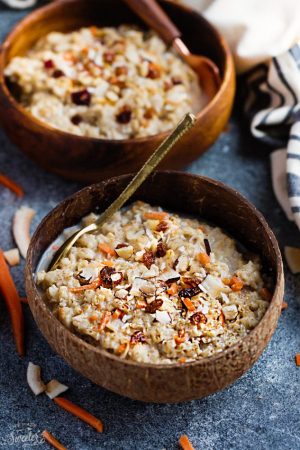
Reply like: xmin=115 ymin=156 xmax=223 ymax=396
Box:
xmin=25 ymin=171 xmax=284 ymax=403
xmin=0 ymin=0 xmax=235 ymax=183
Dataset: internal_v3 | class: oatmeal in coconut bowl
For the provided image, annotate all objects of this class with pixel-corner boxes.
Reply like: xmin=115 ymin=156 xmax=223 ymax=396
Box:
xmin=37 ymin=200 xmax=272 ymax=365
xmin=5 ymin=26 xmax=202 ymax=140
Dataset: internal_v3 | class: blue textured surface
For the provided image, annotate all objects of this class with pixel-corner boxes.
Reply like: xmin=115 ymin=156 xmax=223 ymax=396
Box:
xmin=0 ymin=5 xmax=300 ymax=450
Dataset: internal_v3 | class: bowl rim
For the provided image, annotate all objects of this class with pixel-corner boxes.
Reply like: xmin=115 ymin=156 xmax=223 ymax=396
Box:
xmin=0 ymin=0 xmax=234 ymax=146
xmin=26 ymin=170 xmax=284 ymax=371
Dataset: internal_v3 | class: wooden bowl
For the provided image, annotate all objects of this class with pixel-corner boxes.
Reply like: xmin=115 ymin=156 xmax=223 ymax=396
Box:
xmin=25 ymin=171 xmax=284 ymax=403
xmin=0 ymin=0 xmax=235 ymax=183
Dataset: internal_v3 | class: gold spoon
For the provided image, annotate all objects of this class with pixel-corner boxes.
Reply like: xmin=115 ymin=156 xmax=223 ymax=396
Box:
xmin=48 ymin=113 xmax=196 ymax=270
xmin=124 ymin=0 xmax=221 ymax=101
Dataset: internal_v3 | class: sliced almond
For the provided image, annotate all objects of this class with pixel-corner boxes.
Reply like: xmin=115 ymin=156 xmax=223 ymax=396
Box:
xmin=3 ymin=248 xmax=20 ymax=266
xmin=45 ymin=379 xmax=69 ymax=399
xmin=13 ymin=206 xmax=36 ymax=258
xmin=27 ymin=362 xmax=46 ymax=396
xmin=284 ymin=246 xmax=300 ymax=274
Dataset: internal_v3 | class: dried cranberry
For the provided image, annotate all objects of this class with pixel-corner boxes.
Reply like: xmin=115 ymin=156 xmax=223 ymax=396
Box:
xmin=100 ymin=266 xmax=115 ymax=288
xmin=190 ymin=312 xmax=207 ymax=325
xmin=142 ymin=250 xmax=155 ymax=269
xmin=44 ymin=59 xmax=55 ymax=69
xmin=71 ymin=89 xmax=91 ymax=106
xmin=70 ymin=114 xmax=83 ymax=126
xmin=178 ymin=287 xmax=200 ymax=298
xmin=103 ymin=51 xmax=115 ymax=63
xmin=147 ymin=62 xmax=161 ymax=79
xmin=116 ymin=106 xmax=132 ymax=124
xmin=145 ymin=299 xmax=163 ymax=313
xmin=130 ymin=331 xmax=146 ymax=345
xmin=52 ymin=69 xmax=65 ymax=78
xmin=156 ymin=220 xmax=168 ymax=232
xmin=156 ymin=240 xmax=167 ymax=258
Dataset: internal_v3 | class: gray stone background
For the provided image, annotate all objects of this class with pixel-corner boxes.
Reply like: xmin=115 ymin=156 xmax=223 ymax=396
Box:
xmin=0 ymin=4 xmax=299 ymax=450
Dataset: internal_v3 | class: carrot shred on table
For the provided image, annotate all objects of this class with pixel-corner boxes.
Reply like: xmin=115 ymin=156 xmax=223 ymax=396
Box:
xmin=42 ymin=430 xmax=67 ymax=450
xmin=179 ymin=434 xmax=195 ymax=450
xmin=281 ymin=301 xmax=288 ymax=311
xmin=182 ymin=298 xmax=195 ymax=312
xmin=295 ymin=354 xmax=300 ymax=367
xmin=167 ymin=282 xmax=178 ymax=296
xmin=69 ymin=278 xmax=101 ymax=293
xmin=197 ymin=252 xmax=210 ymax=266
xmin=0 ymin=250 xmax=24 ymax=356
xmin=53 ymin=397 xmax=103 ymax=432
xmin=98 ymin=243 xmax=116 ymax=257
xmin=0 ymin=174 xmax=24 ymax=197
xmin=143 ymin=211 xmax=168 ymax=221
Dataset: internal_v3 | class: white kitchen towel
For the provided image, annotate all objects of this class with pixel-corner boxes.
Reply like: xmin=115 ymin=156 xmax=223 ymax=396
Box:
xmin=244 ymin=44 xmax=300 ymax=229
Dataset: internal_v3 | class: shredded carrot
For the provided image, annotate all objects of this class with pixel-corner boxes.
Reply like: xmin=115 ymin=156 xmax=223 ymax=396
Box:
xmin=20 ymin=297 xmax=28 ymax=304
xmin=230 ymin=276 xmax=244 ymax=292
xmin=197 ymin=252 xmax=210 ymax=266
xmin=143 ymin=211 xmax=169 ymax=221
xmin=0 ymin=174 xmax=24 ymax=197
xmin=178 ymin=357 xmax=186 ymax=364
xmin=97 ymin=311 xmax=111 ymax=332
xmin=112 ymin=309 xmax=122 ymax=320
xmin=182 ymin=298 xmax=195 ymax=312
xmin=281 ymin=301 xmax=288 ymax=311
xmin=259 ymin=287 xmax=272 ymax=301
xmin=295 ymin=354 xmax=300 ymax=367
xmin=102 ymin=260 xmax=114 ymax=267
xmin=167 ymin=282 xmax=178 ymax=296
xmin=198 ymin=225 xmax=206 ymax=233
xmin=136 ymin=299 xmax=147 ymax=309
xmin=117 ymin=343 xmax=127 ymax=354
xmin=69 ymin=278 xmax=100 ymax=293
xmin=53 ymin=397 xmax=103 ymax=432
xmin=0 ymin=250 xmax=24 ymax=356
xmin=222 ymin=277 xmax=231 ymax=286
xmin=175 ymin=334 xmax=186 ymax=346
xmin=179 ymin=434 xmax=195 ymax=450
xmin=42 ymin=430 xmax=67 ymax=450
xmin=98 ymin=243 xmax=116 ymax=257
xmin=219 ymin=310 xmax=225 ymax=325
xmin=88 ymin=315 xmax=98 ymax=323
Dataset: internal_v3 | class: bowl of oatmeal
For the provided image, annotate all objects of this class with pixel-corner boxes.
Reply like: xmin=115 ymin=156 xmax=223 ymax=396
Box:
xmin=25 ymin=171 xmax=284 ymax=403
xmin=0 ymin=0 xmax=235 ymax=182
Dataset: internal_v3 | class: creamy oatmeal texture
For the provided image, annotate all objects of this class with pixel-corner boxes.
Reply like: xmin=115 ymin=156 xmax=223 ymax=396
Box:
xmin=37 ymin=201 xmax=270 ymax=364
xmin=5 ymin=26 xmax=202 ymax=139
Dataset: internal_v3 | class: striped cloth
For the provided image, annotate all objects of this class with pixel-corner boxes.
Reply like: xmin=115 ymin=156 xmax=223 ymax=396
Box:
xmin=245 ymin=42 xmax=300 ymax=230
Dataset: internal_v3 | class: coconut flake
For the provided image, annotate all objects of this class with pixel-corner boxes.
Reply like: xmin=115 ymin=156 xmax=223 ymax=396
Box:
xmin=159 ymin=269 xmax=180 ymax=282
xmin=78 ymin=266 xmax=99 ymax=283
xmin=201 ymin=275 xmax=224 ymax=298
xmin=3 ymin=248 xmax=20 ymax=266
xmin=155 ymin=310 xmax=171 ymax=324
xmin=27 ymin=362 xmax=46 ymax=396
xmin=45 ymin=379 xmax=69 ymax=399
xmin=284 ymin=246 xmax=300 ymax=274
xmin=13 ymin=206 xmax=36 ymax=258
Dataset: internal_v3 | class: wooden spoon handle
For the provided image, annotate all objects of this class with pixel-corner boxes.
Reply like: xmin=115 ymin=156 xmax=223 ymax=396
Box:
xmin=124 ymin=0 xmax=181 ymax=45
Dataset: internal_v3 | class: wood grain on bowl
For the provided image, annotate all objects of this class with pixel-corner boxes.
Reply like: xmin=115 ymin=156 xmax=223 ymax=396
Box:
xmin=0 ymin=0 xmax=235 ymax=183
xmin=25 ymin=172 xmax=284 ymax=403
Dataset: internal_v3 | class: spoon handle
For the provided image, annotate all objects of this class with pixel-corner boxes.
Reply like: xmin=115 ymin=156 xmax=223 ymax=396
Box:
xmin=124 ymin=0 xmax=181 ymax=45
xmin=95 ymin=113 xmax=196 ymax=228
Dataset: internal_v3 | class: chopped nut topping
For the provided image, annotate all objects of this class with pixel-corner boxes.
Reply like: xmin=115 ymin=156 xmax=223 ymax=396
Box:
xmin=142 ymin=250 xmax=155 ymax=269
xmin=100 ymin=266 xmax=115 ymax=288
xmin=145 ymin=299 xmax=163 ymax=313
